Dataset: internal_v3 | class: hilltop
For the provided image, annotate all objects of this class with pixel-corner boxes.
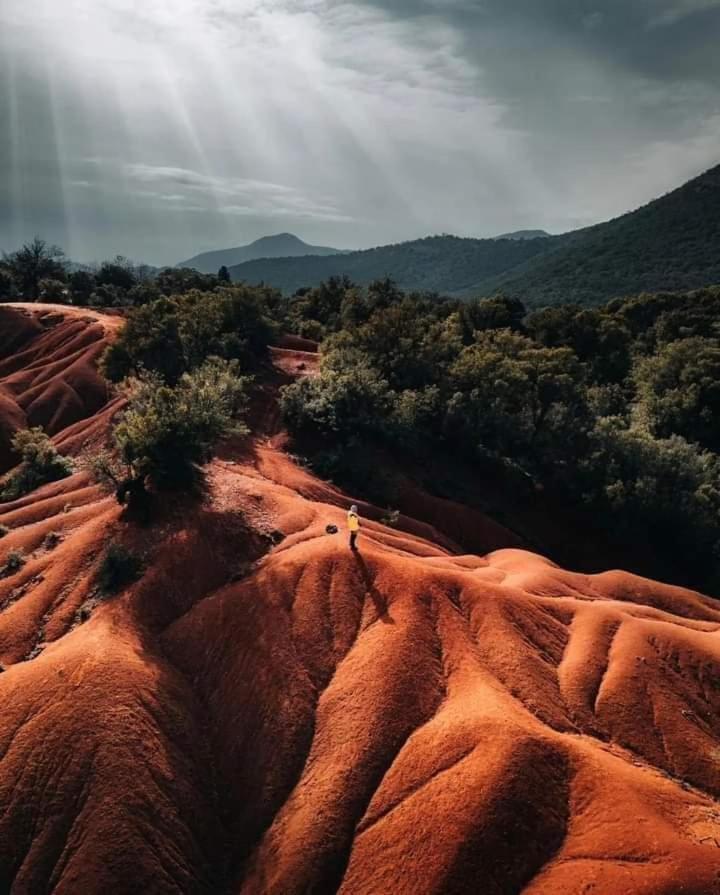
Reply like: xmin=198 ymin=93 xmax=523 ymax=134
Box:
xmin=479 ymin=163 xmax=720 ymax=305
xmin=228 ymin=234 xmax=558 ymax=297
xmin=178 ymin=233 xmax=344 ymax=274
xmin=227 ymin=165 xmax=720 ymax=305
xmin=494 ymin=229 xmax=551 ymax=240
xmin=0 ymin=304 xmax=719 ymax=893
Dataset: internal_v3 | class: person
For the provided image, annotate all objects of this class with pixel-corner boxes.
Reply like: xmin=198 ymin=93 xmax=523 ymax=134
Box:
xmin=347 ymin=504 xmax=360 ymax=550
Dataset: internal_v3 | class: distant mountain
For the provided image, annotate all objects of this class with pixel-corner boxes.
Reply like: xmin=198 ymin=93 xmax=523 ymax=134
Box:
xmin=473 ymin=163 xmax=720 ymax=305
xmin=228 ymin=234 xmax=560 ymax=296
xmin=178 ymin=233 xmax=345 ymax=274
xmin=494 ymin=230 xmax=551 ymax=241
xmin=228 ymin=165 xmax=720 ymax=306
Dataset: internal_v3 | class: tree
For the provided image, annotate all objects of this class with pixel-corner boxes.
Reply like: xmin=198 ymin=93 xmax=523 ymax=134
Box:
xmin=447 ymin=329 xmax=588 ymax=469
xmin=218 ymin=265 xmax=231 ymax=283
xmin=0 ymin=428 xmax=73 ymax=501
xmin=526 ymin=305 xmax=631 ymax=383
xmin=0 ymin=266 xmax=17 ymax=302
xmin=579 ymin=418 xmax=720 ymax=589
xmin=68 ymin=270 xmax=96 ymax=306
xmin=97 ymin=256 xmax=138 ymax=291
xmin=98 ymin=358 xmax=250 ymax=504
xmin=38 ymin=278 xmax=68 ymax=302
xmin=281 ymin=349 xmax=392 ymax=440
xmin=100 ymin=289 xmax=275 ymax=385
xmin=634 ymin=337 xmax=720 ymax=452
xmin=155 ymin=267 xmax=219 ymax=296
xmin=4 ymin=237 xmax=66 ymax=300
xmin=101 ymin=297 xmax=186 ymax=384
xmin=459 ymin=295 xmax=526 ymax=340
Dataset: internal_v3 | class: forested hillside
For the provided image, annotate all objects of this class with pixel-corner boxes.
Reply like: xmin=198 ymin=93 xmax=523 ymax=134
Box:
xmin=227 ymin=234 xmax=559 ymax=296
xmin=227 ymin=164 xmax=720 ymax=306
xmin=481 ymin=163 xmax=720 ymax=304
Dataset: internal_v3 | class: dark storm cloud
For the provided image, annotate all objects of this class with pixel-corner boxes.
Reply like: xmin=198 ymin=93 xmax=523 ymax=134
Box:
xmin=1 ymin=0 xmax=719 ymax=264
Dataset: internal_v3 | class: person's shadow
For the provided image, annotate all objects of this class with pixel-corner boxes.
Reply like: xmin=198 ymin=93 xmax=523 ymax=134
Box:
xmin=352 ymin=550 xmax=394 ymax=624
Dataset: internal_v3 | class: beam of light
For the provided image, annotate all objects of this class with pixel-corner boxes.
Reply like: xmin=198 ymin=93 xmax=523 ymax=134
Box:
xmin=1 ymin=49 xmax=24 ymax=251
xmin=42 ymin=53 xmax=71 ymax=259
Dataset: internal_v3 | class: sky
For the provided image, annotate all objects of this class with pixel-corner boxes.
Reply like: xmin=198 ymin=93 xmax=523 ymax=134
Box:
xmin=1 ymin=0 xmax=719 ymax=266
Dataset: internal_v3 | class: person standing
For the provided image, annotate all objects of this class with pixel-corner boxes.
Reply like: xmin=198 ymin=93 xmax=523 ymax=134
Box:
xmin=347 ymin=504 xmax=360 ymax=550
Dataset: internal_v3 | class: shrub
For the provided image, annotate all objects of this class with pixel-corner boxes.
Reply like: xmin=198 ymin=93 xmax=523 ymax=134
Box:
xmin=0 ymin=524 xmax=8 ymax=538
xmin=43 ymin=531 xmax=62 ymax=550
xmin=0 ymin=428 xmax=73 ymax=501
xmin=578 ymin=418 xmax=720 ymax=589
xmin=97 ymin=543 xmax=144 ymax=594
xmin=93 ymin=358 xmax=251 ymax=507
xmin=280 ymin=350 xmax=392 ymax=440
xmin=381 ymin=509 xmax=400 ymax=527
xmin=38 ymin=278 xmax=68 ymax=301
xmin=100 ymin=288 xmax=275 ymax=385
xmin=2 ymin=549 xmax=26 ymax=576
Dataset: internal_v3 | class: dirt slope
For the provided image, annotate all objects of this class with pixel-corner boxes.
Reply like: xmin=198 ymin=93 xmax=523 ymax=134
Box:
xmin=0 ymin=304 xmax=123 ymax=472
xmin=0 ymin=307 xmax=719 ymax=894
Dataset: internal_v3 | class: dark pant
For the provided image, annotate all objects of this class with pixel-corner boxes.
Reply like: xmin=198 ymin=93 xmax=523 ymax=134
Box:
xmin=350 ymin=531 xmax=358 ymax=550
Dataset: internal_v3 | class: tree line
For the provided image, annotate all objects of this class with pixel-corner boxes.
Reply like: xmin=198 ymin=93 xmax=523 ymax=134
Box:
xmin=279 ymin=277 xmax=720 ymax=594
xmin=0 ymin=236 xmax=235 ymax=306
xmin=2 ymin=241 xmax=720 ymax=594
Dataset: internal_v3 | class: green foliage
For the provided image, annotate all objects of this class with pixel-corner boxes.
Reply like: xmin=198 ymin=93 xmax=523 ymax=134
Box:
xmin=96 ymin=257 xmax=137 ymax=291
xmin=155 ymin=267 xmax=221 ymax=296
xmin=634 ymin=337 xmax=720 ymax=451
xmin=281 ymin=349 xmax=392 ymax=440
xmin=526 ymin=305 xmax=631 ymax=383
xmin=226 ymin=234 xmax=555 ymax=297
xmin=100 ymin=288 xmax=275 ymax=385
xmin=447 ymin=329 xmax=589 ymax=469
xmin=38 ymin=278 xmax=68 ymax=301
xmin=485 ymin=165 xmax=720 ymax=306
xmin=281 ymin=277 xmax=720 ymax=593
xmin=68 ymin=269 xmax=96 ymax=306
xmin=0 ymin=428 xmax=73 ymax=501
xmin=113 ymin=358 xmax=251 ymax=491
xmin=2 ymin=237 xmax=66 ymax=300
xmin=97 ymin=543 xmax=144 ymax=594
xmin=0 ymin=266 xmax=17 ymax=302
xmin=578 ymin=420 xmax=720 ymax=589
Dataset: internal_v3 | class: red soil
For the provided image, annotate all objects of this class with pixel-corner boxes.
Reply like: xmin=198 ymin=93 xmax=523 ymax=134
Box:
xmin=0 ymin=305 xmax=122 ymax=472
xmin=1 ymin=309 xmax=720 ymax=894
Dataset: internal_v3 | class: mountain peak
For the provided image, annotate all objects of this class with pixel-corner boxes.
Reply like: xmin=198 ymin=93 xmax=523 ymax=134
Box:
xmin=177 ymin=233 xmax=344 ymax=274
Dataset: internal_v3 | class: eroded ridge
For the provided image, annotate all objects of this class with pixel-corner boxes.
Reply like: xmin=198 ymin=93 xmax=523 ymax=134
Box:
xmin=0 ymin=307 xmax=719 ymax=894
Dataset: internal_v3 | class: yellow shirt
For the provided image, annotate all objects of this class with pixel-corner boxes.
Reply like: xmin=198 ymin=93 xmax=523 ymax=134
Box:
xmin=347 ymin=511 xmax=359 ymax=532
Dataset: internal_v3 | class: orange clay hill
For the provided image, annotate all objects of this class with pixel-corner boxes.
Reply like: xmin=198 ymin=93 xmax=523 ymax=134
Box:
xmin=0 ymin=304 xmax=720 ymax=895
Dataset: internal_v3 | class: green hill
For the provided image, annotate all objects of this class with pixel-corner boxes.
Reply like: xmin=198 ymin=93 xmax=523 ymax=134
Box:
xmin=228 ymin=234 xmax=558 ymax=296
xmin=228 ymin=164 xmax=720 ymax=305
xmin=467 ymin=163 xmax=720 ymax=305
xmin=179 ymin=233 xmax=344 ymax=274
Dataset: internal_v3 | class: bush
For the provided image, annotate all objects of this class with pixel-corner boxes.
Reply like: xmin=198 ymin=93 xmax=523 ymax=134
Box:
xmin=0 ymin=524 xmax=8 ymax=538
xmin=0 ymin=267 xmax=17 ymax=302
xmin=43 ymin=531 xmax=62 ymax=550
xmin=100 ymin=288 xmax=275 ymax=385
xmin=97 ymin=543 xmax=143 ymax=594
xmin=280 ymin=350 xmax=393 ymax=440
xmin=38 ymin=278 xmax=68 ymax=301
xmin=634 ymin=337 xmax=720 ymax=452
xmin=0 ymin=428 xmax=73 ymax=501
xmin=578 ymin=418 xmax=720 ymax=588
xmin=2 ymin=549 xmax=26 ymax=576
xmin=97 ymin=358 xmax=251 ymax=505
